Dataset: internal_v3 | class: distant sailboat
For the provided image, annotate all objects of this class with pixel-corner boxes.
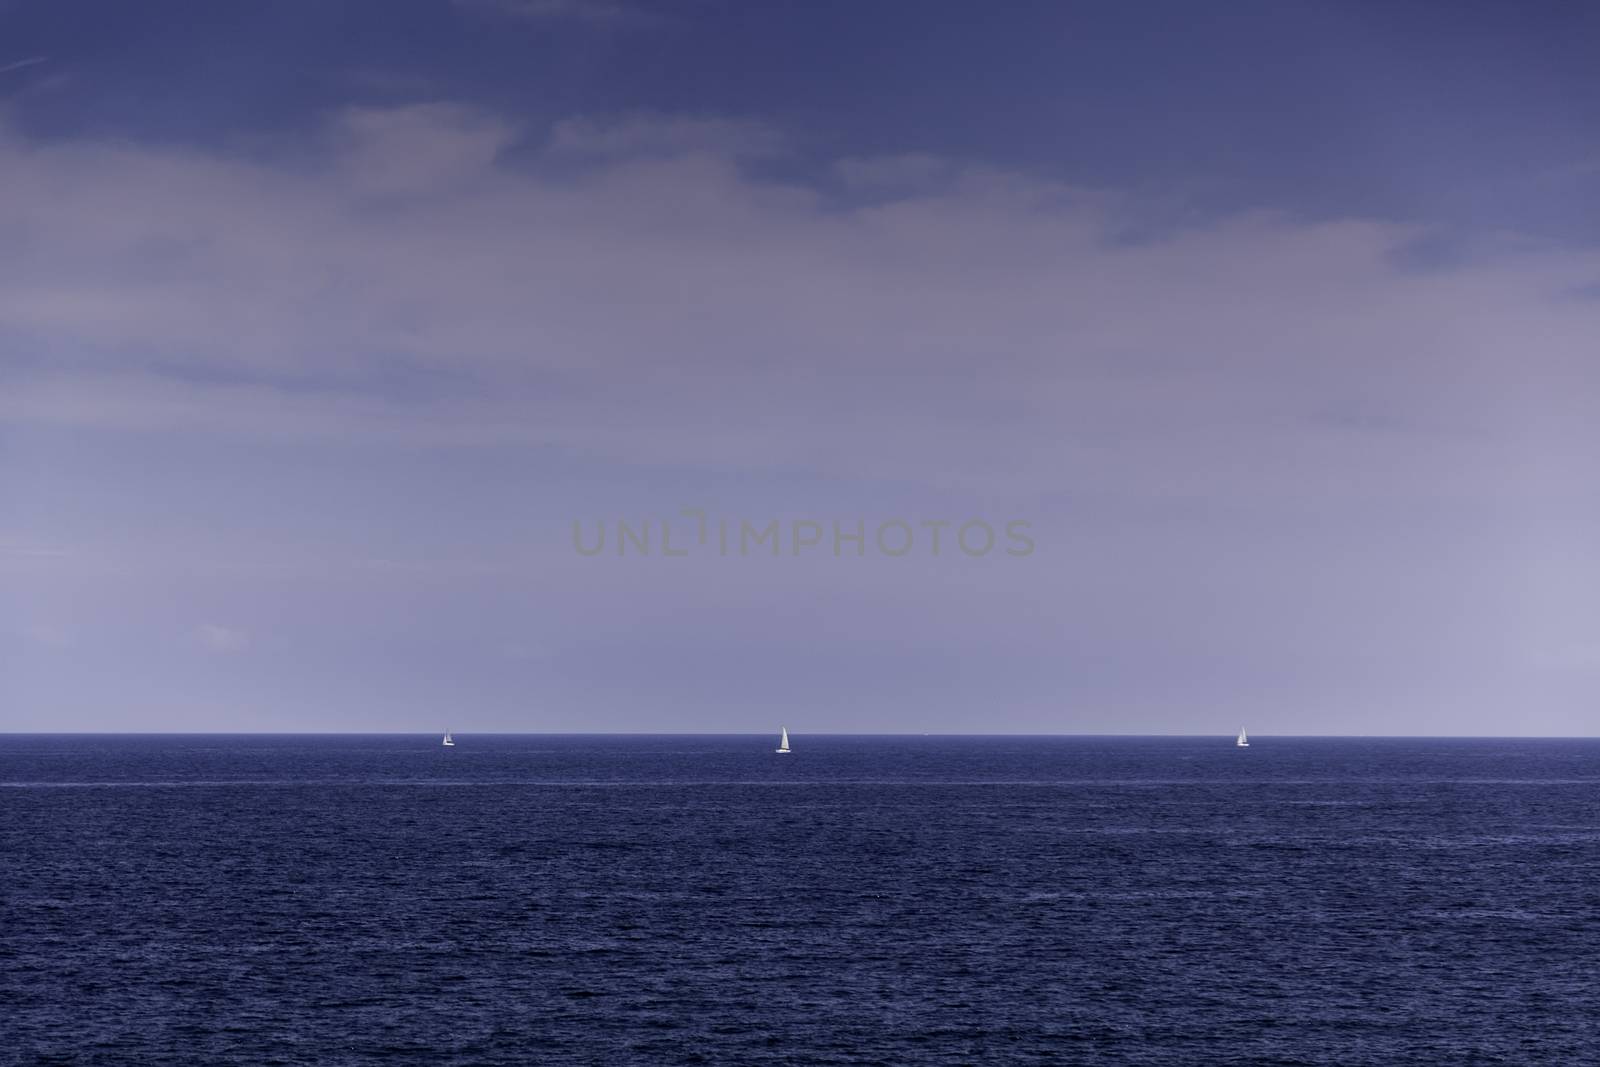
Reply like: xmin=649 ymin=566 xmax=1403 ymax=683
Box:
xmin=442 ymin=730 xmax=455 ymax=747
xmin=1236 ymin=727 xmax=1249 ymax=748
xmin=775 ymin=726 xmax=790 ymax=754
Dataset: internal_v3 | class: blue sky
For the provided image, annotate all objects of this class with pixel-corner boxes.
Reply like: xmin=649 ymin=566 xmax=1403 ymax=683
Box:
xmin=3 ymin=1 xmax=1599 ymax=733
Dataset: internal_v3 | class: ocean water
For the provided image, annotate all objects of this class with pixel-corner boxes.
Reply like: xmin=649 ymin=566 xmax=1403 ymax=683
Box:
xmin=2 ymin=735 xmax=1598 ymax=1065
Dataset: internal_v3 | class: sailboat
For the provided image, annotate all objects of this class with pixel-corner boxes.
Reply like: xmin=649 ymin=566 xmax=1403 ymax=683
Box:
xmin=442 ymin=730 xmax=455 ymax=747
xmin=775 ymin=726 xmax=790 ymax=754
xmin=1236 ymin=727 xmax=1248 ymax=748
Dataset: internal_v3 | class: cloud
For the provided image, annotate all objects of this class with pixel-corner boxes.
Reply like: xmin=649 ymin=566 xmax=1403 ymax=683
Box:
xmin=0 ymin=537 xmax=71 ymax=560
xmin=547 ymin=114 xmax=787 ymax=161
xmin=0 ymin=56 xmax=48 ymax=75
xmin=196 ymin=623 xmax=250 ymax=652
xmin=3 ymin=103 xmax=1597 ymax=507
xmin=833 ymin=153 xmax=960 ymax=193
xmin=20 ymin=621 xmax=72 ymax=648
xmin=4 ymin=105 xmax=1600 ymax=733
xmin=328 ymin=103 xmax=522 ymax=194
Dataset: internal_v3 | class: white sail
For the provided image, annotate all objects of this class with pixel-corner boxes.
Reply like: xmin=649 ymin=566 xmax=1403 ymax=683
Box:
xmin=775 ymin=726 xmax=790 ymax=753
xmin=1236 ymin=727 xmax=1248 ymax=748
xmin=442 ymin=730 xmax=455 ymax=747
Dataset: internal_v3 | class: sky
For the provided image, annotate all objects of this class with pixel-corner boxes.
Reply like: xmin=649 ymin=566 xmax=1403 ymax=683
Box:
xmin=3 ymin=0 xmax=1599 ymax=734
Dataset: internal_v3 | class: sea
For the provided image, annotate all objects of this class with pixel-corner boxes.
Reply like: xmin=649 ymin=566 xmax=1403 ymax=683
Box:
xmin=2 ymin=734 xmax=1597 ymax=1065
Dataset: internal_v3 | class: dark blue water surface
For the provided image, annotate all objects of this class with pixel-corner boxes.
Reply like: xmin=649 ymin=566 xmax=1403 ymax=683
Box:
xmin=3 ymin=735 xmax=1598 ymax=1065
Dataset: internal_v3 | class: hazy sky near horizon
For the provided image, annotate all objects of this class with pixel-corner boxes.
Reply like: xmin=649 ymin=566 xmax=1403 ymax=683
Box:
xmin=3 ymin=0 xmax=1600 ymax=734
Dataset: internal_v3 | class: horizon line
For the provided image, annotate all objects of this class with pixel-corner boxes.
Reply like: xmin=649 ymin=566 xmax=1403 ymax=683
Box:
xmin=3 ymin=731 xmax=1599 ymax=740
